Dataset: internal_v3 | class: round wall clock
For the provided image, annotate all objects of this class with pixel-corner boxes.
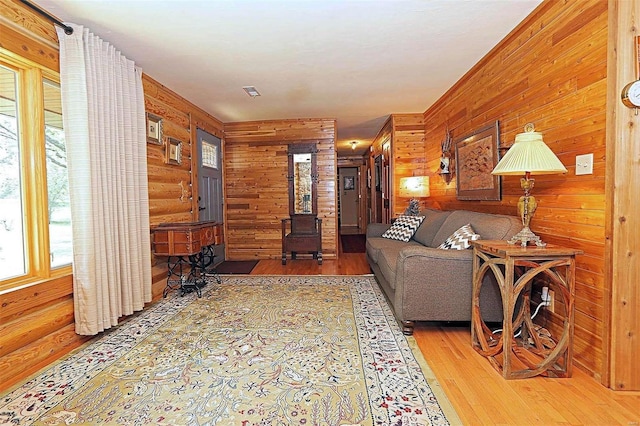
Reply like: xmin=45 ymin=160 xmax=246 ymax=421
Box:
xmin=621 ymin=80 xmax=640 ymax=108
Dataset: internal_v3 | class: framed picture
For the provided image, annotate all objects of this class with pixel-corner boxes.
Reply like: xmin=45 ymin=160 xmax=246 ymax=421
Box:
xmin=344 ymin=176 xmax=355 ymax=190
xmin=454 ymin=121 xmax=501 ymax=201
xmin=146 ymin=113 xmax=163 ymax=145
xmin=166 ymin=137 xmax=182 ymax=165
xmin=374 ymin=155 xmax=382 ymax=191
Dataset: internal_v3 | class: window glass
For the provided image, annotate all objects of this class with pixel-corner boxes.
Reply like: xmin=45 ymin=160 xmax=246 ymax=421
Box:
xmin=202 ymin=140 xmax=218 ymax=169
xmin=44 ymin=79 xmax=71 ymax=268
xmin=0 ymin=65 xmax=26 ymax=280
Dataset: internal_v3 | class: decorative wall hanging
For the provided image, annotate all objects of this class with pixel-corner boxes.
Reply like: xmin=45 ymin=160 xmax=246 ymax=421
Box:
xmin=439 ymin=125 xmax=454 ymax=184
xmin=166 ymin=137 xmax=182 ymax=165
xmin=454 ymin=121 xmax=501 ymax=201
xmin=146 ymin=113 xmax=163 ymax=145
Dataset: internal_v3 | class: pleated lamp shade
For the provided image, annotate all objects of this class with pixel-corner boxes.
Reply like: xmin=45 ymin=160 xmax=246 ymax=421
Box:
xmin=492 ymin=125 xmax=567 ymax=176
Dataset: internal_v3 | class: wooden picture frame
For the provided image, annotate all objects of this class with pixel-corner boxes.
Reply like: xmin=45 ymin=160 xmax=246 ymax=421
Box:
xmin=146 ymin=113 xmax=163 ymax=145
xmin=166 ymin=137 xmax=182 ymax=165
xmin=454 ymin=121 xmax=501 ymax=201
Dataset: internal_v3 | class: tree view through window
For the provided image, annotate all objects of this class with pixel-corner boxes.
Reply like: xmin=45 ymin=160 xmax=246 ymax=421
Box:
xmin=0 ymin=59 xmax=71 ymax=283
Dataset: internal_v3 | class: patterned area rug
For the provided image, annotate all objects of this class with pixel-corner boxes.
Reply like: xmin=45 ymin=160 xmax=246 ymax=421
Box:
xmin=1 ymin=276 xmax=457 ymax=425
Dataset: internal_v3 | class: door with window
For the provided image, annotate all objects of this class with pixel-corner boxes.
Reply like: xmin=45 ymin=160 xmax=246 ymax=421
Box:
xmin=197 ymin=129 xmax=223 ymax=223
xmin=197 ymin=128 xmax=224 ymax=262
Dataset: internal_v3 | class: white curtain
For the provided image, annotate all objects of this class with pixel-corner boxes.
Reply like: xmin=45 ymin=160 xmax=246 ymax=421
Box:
xmin=57 ymin=24 xmax=152 ymax=335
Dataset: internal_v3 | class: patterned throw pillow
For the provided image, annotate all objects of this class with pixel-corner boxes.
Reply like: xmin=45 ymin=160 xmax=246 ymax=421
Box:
xmin=437 ymin=224 xmax=480 ymax=250
xmin=381 ymin=215 xmax=425 ymax=242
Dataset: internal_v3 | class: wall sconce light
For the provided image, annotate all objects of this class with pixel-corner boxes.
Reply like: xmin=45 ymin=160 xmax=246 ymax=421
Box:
xmin=351 ymin=141 xmax=358 ymax=150
xmin=399 ymin=176 xmax=430 ymax=216
xmin=439 ymin=126 xmax=454 ymax=184
xmin=491 ymin=123 xmax=567 ymax=247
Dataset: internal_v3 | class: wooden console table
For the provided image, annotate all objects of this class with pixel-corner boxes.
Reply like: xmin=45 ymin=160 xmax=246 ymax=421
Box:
xmin=151 ymin=220 xmax=223 ymax=297
xmin=471 ymin=240 xmax=582 ymax=379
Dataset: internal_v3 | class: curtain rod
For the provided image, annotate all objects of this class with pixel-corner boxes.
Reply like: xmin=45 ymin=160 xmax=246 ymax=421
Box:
xmin=19 ymin=0 xmax=73 ymax=34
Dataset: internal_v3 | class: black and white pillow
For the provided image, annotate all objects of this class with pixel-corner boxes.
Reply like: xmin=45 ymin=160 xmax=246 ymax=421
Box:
xmin=438 ymin=224 xmax=480 ymax=250
xmin=382 ymin=215 xmax=425 ymax=242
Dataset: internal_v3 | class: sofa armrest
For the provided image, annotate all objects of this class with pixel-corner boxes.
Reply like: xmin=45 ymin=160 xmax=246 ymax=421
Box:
xmin=366 ymin=223 xmax=392 ymax=238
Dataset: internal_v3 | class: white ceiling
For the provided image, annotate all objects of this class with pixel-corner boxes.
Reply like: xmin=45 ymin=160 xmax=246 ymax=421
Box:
xmin=34 ymin=0 xmax=542 ymax=156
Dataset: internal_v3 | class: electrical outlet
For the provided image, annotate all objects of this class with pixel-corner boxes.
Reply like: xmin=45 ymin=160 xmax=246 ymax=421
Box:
xmin=541 ymin=286 xmax=549 ymax=306
xmin=548 ymin=289 xmax=555 ymax=313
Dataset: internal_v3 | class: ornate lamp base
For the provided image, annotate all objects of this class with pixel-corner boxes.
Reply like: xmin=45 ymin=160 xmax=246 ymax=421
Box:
xmin=507 ymin=226 xmax=547 ymax=247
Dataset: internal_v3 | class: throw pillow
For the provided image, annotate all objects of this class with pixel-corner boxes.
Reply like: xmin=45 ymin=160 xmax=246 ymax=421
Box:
xmin=381 ymin=215 xmax=425 ymax=242
xmin=437 ymin=223 xmax=480 ymax=250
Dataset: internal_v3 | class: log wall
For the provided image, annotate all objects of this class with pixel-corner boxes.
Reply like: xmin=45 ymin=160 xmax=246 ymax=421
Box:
xmin=224 ymin=120 xmax=338 ymax=260
xmin=422 ymin=0 xmax=610 ymax=381
xmin=0 ymin=0 xmax=224 ymax=391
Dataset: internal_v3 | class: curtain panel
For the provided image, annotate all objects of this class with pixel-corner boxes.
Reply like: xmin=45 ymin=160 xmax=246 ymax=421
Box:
xmin=57 ymin=24 xmax=152 ymax=335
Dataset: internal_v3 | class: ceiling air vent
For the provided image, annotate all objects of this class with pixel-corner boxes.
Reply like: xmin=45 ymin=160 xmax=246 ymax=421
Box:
xmin=242 ymin=86 xmax=261 ymax=97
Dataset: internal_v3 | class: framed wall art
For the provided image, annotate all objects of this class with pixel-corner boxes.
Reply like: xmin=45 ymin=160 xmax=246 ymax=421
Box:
xmin=344 ymin=176 xmax=355 ymax=190
xmin=146 ymin=113 xmax=163 ymax=145
xmin=166 ymin=137 xmax=182 ymax=165
xmin=454 ymin=121 xmax=501 ymax=201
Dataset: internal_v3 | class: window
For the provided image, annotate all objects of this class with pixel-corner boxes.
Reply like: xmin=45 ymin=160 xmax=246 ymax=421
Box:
xmin=44 ymin=80 xmax=72 ymax=268
xmin=0 ymin=54 xmax=71 ymax=285
xmin=0 ymin=64 xmax=24 ymax=279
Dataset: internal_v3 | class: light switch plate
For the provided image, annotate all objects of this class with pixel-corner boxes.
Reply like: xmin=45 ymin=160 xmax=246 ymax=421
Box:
xmin=576 ymin=153 xmax=593 ymax=175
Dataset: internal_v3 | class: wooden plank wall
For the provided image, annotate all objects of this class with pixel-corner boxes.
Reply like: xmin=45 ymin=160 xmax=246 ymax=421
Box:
xmin=422 ymin=0 xmax=608 ymax=380
xmin=224 ymin=119 xmax=337 ymax=260
xmin=606 ymin=0 xmax=640 ymax=391
xmin=369 ymin=114 xmax=426 ymax=219
xmin=0 ymin=0 xmax=224 ymax=391
xmin=390 ymin=114 xmax=426 ymax=218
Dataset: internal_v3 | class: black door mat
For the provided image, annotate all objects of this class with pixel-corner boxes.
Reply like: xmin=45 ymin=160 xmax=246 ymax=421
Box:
xmin=340 ymin=234 xmax=366 ymax=253
xmin=213 ymin=260 xmax=259 ymax=274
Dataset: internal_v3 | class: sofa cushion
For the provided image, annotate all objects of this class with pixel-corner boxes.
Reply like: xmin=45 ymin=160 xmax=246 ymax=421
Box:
xmin=367 ymin=236 xmax=419 ymax=265
xmin=412 ymin=209 xmax=453 ymax=246
xmin=432 ymin=210 xmax=521 ymax=247
xmin=437 ymin=223 xmax=480 ymax=250
xmin=381 ymin=215 xmax=425 ymax=242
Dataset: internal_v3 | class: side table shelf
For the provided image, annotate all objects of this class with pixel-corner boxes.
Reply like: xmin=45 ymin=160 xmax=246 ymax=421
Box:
xmin=471 ymin=240 xmax=582 ymax=379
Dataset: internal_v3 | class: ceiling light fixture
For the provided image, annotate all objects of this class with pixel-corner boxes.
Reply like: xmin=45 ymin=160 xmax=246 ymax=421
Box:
xmin=242 ymin=86 xmax=261 ymax=97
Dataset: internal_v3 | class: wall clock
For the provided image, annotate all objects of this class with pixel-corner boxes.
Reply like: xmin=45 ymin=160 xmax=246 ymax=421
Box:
xmin=621 ymin=35 xmax=640 ymax=108
xmin=621 ymin=80 xmax=640 ymax=108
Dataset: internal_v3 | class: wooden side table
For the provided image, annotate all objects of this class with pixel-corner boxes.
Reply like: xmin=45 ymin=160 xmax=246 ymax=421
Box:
xmin=471 ymin=240 xmax=582 ymax=379
xmin=151 ymin=221 xmax=224 ymax=297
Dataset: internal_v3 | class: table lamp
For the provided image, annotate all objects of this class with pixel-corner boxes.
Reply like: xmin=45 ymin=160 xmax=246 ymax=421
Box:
xmin=399 ymin=176 xmax=430 ymax=216
xmin=491 ymin=124 xmax=567 ymax=247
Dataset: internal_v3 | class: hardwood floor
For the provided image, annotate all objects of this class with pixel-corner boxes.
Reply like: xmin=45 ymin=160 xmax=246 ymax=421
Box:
xmin=252 ymin=248 xmax=640 ymax=426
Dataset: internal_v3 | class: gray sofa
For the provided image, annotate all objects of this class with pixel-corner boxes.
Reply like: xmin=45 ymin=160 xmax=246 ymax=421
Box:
xmin=366 ymin=209 xmax=522 ymax=335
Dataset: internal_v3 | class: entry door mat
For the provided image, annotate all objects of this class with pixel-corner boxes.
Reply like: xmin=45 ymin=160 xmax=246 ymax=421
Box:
xmin=213 ymin=260 xmax=259 ymax=274
xmin=341 ymin=233 xmax=367 ymax=253
xmin=0 ymin=276 xmax=457 ymax=425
